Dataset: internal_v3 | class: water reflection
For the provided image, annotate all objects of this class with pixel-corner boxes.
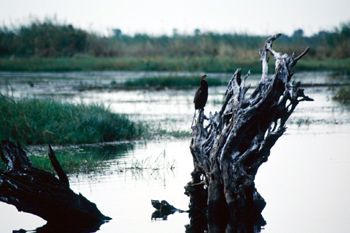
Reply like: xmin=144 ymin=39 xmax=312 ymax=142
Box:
xmin=28 ymin=141 xmax=134 ymax=159
xmin=78 ymin=142 xmax=135 ymax=160
xmin=150 ymin=196 xmax=266 ymax=232
xmin=207 ymin=217 xmax=265 ymax=233
xmin=151 ymin=208 xmax=266 ymax=233
xmin=183 ymin=201 xmax=266 ymax=233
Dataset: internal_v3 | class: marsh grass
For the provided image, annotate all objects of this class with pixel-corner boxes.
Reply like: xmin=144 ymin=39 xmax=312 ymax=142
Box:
xmin=0 ymin=94 xmax=145 ymax=145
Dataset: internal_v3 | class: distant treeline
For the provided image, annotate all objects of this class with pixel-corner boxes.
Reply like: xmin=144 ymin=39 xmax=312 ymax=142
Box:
xmin=1 ymin=19 xmax=350 ymax=59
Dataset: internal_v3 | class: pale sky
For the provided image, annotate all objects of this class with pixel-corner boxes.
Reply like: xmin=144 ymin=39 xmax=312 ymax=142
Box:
xmin=1 ymin=0 xmax=350 ymax=36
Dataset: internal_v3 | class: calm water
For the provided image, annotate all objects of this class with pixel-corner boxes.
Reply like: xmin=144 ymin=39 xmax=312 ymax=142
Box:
xmin=0 ymin=71 xmax=350 ymax=232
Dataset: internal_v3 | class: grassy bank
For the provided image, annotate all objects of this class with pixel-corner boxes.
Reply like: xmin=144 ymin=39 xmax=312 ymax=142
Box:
xmin=121 ymin=75 xmax=226 ymax=89
xmin=75 ymin=76 xmax=224 ymax=91
xmin=0 ymin=94 xmax=145 ymax=145
xmin=0 ymin=57 xmax=259 ymax=73
xmin=1 ymin=57 xmax=350 ymax=73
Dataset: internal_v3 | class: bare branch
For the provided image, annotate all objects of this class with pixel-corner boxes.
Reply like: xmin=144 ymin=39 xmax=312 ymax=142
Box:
xmin=48 ymin=144 xmax=69 ymax=186
xmin=295 ymin=47 xmax=310 ymax=62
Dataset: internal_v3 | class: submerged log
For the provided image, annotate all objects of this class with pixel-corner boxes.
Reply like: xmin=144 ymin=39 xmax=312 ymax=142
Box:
xmin=0 ymin=138 xmax=111 ymax=230
xmin=151 ymin=200 xmax=187 ymax=220
xmin=186 ymin=34 xmax=313 ymax=230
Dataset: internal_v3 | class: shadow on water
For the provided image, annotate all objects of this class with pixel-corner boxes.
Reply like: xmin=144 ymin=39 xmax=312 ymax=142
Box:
xmin=14 ymin=220 xmax=109 ymax=233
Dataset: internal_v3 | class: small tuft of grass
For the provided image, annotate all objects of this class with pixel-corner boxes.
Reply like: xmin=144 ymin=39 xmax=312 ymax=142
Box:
xmin=296 ymin=117 xmax=311 ymax=127
xmin=115 ymin=150 xmax=176 ymax=172
xmin=333 ymin=86 xmax=350 ymax=103
xmin=0 ymin=94 xmax=146 ymax=145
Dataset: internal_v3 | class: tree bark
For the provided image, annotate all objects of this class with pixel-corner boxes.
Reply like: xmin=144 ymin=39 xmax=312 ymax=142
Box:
xmin=0 ymin=138 xmax=111 ymax=231
xmin=186 ymin=34 xmax=313 ymax=230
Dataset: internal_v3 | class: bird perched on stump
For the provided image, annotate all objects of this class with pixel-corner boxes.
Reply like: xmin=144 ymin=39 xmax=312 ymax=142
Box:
xmin=194 ymin=74 xmax=208 ymax=110
xmin=192 ymin=75 xmax=208 ymax=127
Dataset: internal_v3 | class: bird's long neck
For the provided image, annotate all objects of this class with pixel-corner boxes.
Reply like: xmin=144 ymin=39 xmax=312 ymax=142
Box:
xmin=201 ymin=80 xmax=208 ymax=90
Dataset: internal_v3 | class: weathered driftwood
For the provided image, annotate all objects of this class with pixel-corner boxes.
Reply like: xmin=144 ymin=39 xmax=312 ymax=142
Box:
xmin=0 ymin=138 xmax=111 ymax=231
xmin=186 ymin=34 xmax=313 ymax=229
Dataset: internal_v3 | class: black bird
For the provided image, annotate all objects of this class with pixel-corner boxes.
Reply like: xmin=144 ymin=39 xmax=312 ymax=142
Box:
xmin=192 ymin=75 xmax=208 ymax=127
xmin=194 ymin=74 xmax=208 ymax=110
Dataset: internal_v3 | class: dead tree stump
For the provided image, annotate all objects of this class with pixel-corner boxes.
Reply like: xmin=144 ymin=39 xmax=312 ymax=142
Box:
xmin=0 ymin=138 xmax=111 ymax=231
xmin=186 ymin=34 xmax=313 ymax=230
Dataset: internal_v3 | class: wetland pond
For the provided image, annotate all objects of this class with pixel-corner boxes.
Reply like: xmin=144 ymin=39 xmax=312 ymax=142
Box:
xmin=1 ymin=71 xmax=350 ymax=232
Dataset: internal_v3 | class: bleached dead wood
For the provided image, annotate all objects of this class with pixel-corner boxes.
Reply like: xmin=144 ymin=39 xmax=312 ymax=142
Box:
xmin=186 ymin=34 xmax=313 ymax=229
